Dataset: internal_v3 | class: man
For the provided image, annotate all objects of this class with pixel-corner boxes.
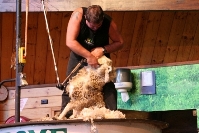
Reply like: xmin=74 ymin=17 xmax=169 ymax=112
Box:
xmin=61 ymin=5 xmax=123 ymax=118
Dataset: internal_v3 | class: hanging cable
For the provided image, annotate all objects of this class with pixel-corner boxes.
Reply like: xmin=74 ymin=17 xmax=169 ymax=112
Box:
xmin=41 ymin=0 xmax=60 ymax=84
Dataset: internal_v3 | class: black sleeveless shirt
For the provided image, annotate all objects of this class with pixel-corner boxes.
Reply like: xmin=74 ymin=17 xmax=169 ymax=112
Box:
xmin=66 ymin=7 xmax=112 ymax=75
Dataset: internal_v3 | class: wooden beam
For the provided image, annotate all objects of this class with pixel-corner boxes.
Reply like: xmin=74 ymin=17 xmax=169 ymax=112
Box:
xmin=0 ymin=0 xmax=198 ymax=12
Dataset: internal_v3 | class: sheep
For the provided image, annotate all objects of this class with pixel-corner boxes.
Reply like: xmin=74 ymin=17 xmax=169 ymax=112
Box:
xmin=55 ymin=55 xmax=125 ymax=121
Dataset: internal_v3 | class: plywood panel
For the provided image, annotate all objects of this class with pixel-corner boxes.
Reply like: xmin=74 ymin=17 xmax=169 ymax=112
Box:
xmin=139 ymin=12 xmax=162 ymax=65
xmin=176 ymin=11 xmax=199 ymax=62
xmin=127 ymin=12 xmax=150 ymax=66
xmin=151 ymin=12 xmax=175 ymax=64
xmin=164 ymin=11 xmax=188 ymax=63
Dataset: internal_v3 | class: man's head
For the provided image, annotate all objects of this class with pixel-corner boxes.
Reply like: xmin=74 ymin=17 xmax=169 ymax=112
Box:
xmin=85 ymin=5 xmax=104 ymax=31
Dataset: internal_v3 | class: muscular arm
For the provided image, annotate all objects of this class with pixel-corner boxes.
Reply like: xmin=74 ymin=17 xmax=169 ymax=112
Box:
xmin=91 ymin=20 xmax=123 ymax=58
xmin=106 ymin=20 xmax=123 ymax=52
xmin=66 ymin=8 xmax=97 ymax=66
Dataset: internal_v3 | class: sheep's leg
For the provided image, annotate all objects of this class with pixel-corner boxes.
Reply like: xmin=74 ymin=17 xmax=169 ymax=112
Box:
xmin=57 ymin=102 xmax=74 ymax=120
xmin=69 ymin=109 xmax=81 ymax=119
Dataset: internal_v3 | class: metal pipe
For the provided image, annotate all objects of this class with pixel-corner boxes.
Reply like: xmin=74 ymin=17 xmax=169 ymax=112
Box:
xmin=15 ymin=0 xmax=21 ymax=123
xmin=0 ymin=79 xmax=16 ymax=86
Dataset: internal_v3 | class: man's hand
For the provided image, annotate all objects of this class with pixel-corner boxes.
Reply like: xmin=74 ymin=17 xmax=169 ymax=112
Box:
xmin=86 ymin=54 xmax=99 ymax=68
xmin=91 ymin=47 xmax=104 ymax=58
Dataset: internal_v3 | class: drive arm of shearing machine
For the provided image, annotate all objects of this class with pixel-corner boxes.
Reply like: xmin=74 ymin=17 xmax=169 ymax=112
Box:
xmin=56 ymin=59 xmax=87 ymax=91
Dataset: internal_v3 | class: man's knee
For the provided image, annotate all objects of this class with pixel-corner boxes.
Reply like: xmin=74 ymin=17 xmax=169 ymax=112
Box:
xmin=103 ymin=82 xmax=117 ymax=110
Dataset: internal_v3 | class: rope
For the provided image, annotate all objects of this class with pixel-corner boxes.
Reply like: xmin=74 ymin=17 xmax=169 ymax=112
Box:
xmin=41 ymin=0 xmax=60 ymax=84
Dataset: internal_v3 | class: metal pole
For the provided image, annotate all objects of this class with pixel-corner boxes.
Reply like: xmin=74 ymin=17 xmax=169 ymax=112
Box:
xmin=15 ymin=0 xmax=21 ymax=123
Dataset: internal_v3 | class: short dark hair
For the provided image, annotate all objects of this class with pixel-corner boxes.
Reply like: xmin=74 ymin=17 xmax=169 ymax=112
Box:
xmin=85 ymin=5 xmax=104 ymax=24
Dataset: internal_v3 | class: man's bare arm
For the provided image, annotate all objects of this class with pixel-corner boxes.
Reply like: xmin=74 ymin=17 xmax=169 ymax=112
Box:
xmin=66 ymin=8 xmax=98 ymax=66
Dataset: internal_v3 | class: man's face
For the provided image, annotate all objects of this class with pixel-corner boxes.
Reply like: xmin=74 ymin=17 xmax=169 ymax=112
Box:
xmin=86 ymin=20 xmax=103 ymax=31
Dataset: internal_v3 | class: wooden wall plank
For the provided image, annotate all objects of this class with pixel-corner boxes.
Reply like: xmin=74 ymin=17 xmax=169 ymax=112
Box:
xmin=10 ymin=13 xmax=16 ymax=87
xmin=20 ymin=13 xmax=26 ymax=48
xmin=115 ymin=12 xmax=124 ymax=36
xmin=57 ymin=12 xmax=71 ymax=82
xmin=109 ymin=11 xmax=124 ymax=66
xmin=7 ymin=87 xmax=62 ymax=100
xmin=115 ymin=12 xmax=137 ymax=67
xmin=104 ymin=11 xmax=124 ymax=67
xmin=23 ymin=13 xmax=38 ymax=85
xmin=104 ymin=11 xmax=112 ymax=18
xmin=45 ymin=12 xmax=63 ymax=84
xmin=188 ymin=20 xmax=199 ymax=60
xmin=151 ymin=12 xmax=175 ymax=64
xmin=0 ymin=13 xmax=2 ymax=79
xmin=164 ymin=11 xmax=188 ymax=63
xmin=0 ymin=86 xmax=62 ymax=121
xmin=33 ymin=13 xmax=49 ymax=84
xmin=104 ymin=11 xmax=123 ymax=67
xmin=176 ymin=11 xmax=199 ymax=62
xmin=127 ymin=12 xmax=150 ymax=66
xmin=139 ymin=12 xmax=162 ymax=65
xmin=0 ymin=108 xmax=53 ymax=121
xmin=10 ymin=12 xmax=17 ymax=87
xmin=0 ymin=96 xmax=61 ymax=111
xmin=1 ymin=11 xmax=199 ymax=86
xmin=1 ymin=13 xmax=15 ymax=86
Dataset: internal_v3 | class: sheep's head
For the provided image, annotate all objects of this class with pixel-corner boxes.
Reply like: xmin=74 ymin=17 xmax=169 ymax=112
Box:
xmin=98 ymin=56 xmax=112 ymax=67
xmin=97 ymin=56 xmax=115 ymax=83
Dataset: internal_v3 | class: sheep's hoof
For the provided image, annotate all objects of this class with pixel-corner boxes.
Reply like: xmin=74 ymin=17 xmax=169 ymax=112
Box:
xmin=52 ymin=116 xmax=59 ymax=120
xmin=52 ymin=115 xmax=67 ymax=121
